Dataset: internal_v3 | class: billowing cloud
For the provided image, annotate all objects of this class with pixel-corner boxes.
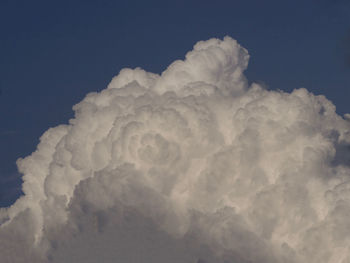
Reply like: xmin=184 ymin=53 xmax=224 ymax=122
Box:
xmin=1 ymin=36 xmax=350 ymax=263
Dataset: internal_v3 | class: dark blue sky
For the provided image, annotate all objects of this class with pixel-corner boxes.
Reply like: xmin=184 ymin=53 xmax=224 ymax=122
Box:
xmin=1 ymin=0 xmax=349 ymax=207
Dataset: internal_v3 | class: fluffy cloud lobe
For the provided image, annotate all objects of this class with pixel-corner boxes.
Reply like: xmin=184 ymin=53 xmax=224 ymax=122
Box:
xmin=1 ymin=36 xmax=350 ymax=263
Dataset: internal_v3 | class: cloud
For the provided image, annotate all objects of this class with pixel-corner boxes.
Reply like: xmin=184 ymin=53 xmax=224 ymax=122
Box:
xmin=1 ymin=36 xmax=350 ymax=263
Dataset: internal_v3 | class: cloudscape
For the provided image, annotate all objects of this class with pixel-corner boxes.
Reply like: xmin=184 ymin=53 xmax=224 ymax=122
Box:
xmin=1 ymin=36 xmax=350 ymax=263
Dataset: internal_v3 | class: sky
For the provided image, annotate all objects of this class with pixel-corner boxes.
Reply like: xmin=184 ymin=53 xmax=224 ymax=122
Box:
xmin=0 ymin=0 xmax=350 ymax=206
xmin=1 ymin=1 xmax=350 ymax=262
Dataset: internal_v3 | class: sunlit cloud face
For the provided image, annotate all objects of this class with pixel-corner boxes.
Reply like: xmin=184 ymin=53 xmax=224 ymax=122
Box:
xmin=1 ymin=36 xmax=350 ymax=263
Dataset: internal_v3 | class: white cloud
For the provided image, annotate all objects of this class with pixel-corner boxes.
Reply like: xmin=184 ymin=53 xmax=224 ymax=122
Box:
xmin=1 ymin=36 xmax=350 ymax=263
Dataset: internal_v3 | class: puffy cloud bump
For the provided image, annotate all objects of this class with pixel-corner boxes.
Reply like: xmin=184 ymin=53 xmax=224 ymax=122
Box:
xmin=1 ymin=36 xmax=350 ymax=263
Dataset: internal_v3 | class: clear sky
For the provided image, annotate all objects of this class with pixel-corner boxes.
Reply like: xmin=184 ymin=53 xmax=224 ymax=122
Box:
xmin=0 ymin=0 xmax=349 ymax=207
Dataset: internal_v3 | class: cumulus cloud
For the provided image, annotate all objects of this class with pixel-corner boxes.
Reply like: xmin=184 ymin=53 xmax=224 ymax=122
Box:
xmin=1 ymin=36 xmax=350 ymax=263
